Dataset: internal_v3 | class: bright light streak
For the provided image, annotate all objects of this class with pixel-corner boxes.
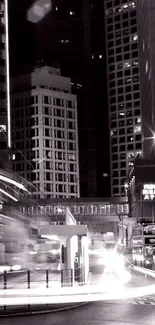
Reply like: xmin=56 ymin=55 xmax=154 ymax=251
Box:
xmin=0 ymin=188 xmax=18 ymax=201
xmin=49 ymin=249 xmax=59 ymax=255
xmin=5 ymin=0 xmax=11 ymax=148
xmin=11 ymin=265 xmax=21 ymax=271
xmin=103 ymin=252 xmax=124 ymax=270
xmin=0 ymin=265 xmax=11 ymax=273
xmin=0 ymin=213 xmax=16 ymax=221
xmin=41 ymin=235 xmax=59 ymax=241
xmin=0 ymin=258 xmax=155 ymax=306
xmin=57 ymin=207 xmax=63 ymax=213
xmin=2 ymin=281 xmax=155 ymax=306
xmin=0 ymin=174 xmax=27 ymax=191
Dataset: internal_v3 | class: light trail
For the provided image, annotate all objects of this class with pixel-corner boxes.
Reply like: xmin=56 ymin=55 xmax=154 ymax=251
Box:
xmin=1 ymin=282 xmax=155 ymax=306
xmin=0 ymin=188 xmax=18 ymax=201
xmin=0 ymin=256 xmax=154 ymax=306
xmin=0 ymin=174 xmax=28 ymax=191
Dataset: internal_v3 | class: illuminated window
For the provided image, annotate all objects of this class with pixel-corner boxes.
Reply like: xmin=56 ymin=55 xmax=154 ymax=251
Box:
xmin=127 ymin=136 xmax=133 ymax=142
xmin=131 ymin=2 xmax=136 ymax=8
xmin=12 ymin=153 xmax=15 ymax=160
xmin=146 ymin=60 xmax=148 ymax=73
xmin=136 ymin=151 xmax=143 ymax=157
xmin=135 ymin=117 xmax=141 ymax=124
xmin=111 ymin=129 xmax=117 ymax=136
xmin=127 ymin=152 xmax=134 ymax=159
xmin=0 ymin=124 xmax=6 ymax=132
xmin=132 ymin=60 xmax=139 ymax=66
xmin=124 ymin=61 xmax=131 ymax=68
xmin=115 ymin=7 xmax=122 ymax=13
xmin=132 ymin=34 xmax=138 ymax=42
xmin=99 ymin=54 xmax=102 ymax=59
xmin=128 ymin=161 xmax=134 ymax=167
xmin=119 ymin=112 xmax=124 ymax=118
xmin=123 ymin=4 xmax=128 ymax=9
xmin=134 ymin=125 xmax=141 ymax=133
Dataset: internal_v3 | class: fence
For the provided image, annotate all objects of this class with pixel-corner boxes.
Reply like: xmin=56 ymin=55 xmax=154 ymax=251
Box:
xmin=0 ymin=266 xmax=82 ymax=291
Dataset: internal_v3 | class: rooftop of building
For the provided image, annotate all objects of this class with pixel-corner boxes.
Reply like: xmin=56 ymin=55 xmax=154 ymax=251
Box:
xmin=11 ymin=65 xmax=72 ymax=94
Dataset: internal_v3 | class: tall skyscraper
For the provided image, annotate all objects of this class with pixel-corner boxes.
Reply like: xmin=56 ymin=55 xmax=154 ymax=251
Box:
xmin=9 ymin=0 xmax=110 ymax=197
xmin=0 ymin=0 xmax=11 ymax=168
xmin=11 ymin=65 xmax=80 ymax=199
xmin=105 ymin=0 xmax=143 ymax=197
xmin=136 ymin=0 xmax=155 ymax=158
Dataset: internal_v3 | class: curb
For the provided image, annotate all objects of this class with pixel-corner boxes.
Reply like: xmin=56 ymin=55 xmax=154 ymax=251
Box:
xmin=0 ymin=302 xmax=89 ymax=318
xmin=134 ymin=266 xmax=155 ymax=278
xmin=124 ymin=255 xmax=155 ymax=278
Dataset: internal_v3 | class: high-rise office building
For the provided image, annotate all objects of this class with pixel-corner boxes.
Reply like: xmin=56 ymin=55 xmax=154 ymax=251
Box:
xmin=9 ymin=0 xmax=109 ymax=197
xmin=11 ymin=65 xmax=80 ymax=199
xmin=0 ymin=0 xmax=11 ymax=168
xmin=105 ymin=0 xmax=143 ymax=197
xmin=136 ymin=0 xmax=155 ymax=158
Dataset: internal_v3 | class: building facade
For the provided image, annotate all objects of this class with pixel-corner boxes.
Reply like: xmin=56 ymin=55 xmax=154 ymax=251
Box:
xmin=126 ymin=158 xmax=155 ymax=223
xmin=105 ymin=0 xmax=143 ymax=197
xmin=0 ymin=0 xmax=11 ymax=168
xmin=11 ymin=65 xmax=80 ymax=199
xmin=136 ymin=0 xmax=155 ymax=158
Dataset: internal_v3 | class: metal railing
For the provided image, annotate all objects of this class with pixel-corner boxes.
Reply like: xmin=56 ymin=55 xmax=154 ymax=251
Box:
xmin=0 ymin=266 xmax=83 ymax=291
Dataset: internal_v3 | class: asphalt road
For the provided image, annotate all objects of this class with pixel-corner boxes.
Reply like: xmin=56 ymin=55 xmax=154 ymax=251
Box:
xmin=1 ymin=256 xmax=155 ymax=323
xmin=2 ymin=298 xmax=155 ymax=325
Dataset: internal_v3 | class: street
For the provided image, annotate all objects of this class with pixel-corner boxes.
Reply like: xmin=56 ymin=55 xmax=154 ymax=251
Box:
xmin=1 ymin=253 xmax=155 ymax=323
xmin=2 ymin=298 xmax=155 ymax=325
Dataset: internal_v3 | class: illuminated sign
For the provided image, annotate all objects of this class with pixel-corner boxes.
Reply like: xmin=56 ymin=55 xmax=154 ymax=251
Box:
xmin=144 ymin=225 xmax=155 ymax=235
xmin=142 ymin=184 xmax=155 ymax=200
xmin=145 ymin=237 xmax=155 ymax=245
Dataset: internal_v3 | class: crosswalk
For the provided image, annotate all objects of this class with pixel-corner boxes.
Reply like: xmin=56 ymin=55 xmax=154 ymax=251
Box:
xmin=105 ymin=296 xmax=155 ymax=305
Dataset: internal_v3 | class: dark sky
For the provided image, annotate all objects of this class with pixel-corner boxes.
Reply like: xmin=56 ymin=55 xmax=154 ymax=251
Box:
xmin=9 ymin=0 xmax=37 ymax=75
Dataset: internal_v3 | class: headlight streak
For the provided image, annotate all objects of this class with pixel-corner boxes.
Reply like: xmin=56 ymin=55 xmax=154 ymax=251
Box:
xmin=0 ymin=188 xmax=18 ymax=201
xmin=0 ymin=174 xmax=28 ymax=191
xmin=1 ymin=281 xmax=155 ymax=306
